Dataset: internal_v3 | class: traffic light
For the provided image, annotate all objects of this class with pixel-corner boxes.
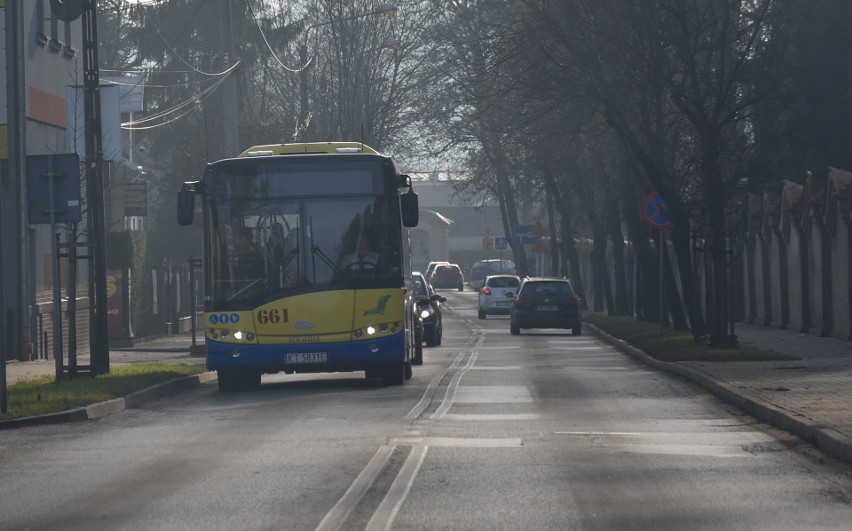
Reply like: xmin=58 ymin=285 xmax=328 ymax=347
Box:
xmin=50 ymin=0 xmax=84 ymax=22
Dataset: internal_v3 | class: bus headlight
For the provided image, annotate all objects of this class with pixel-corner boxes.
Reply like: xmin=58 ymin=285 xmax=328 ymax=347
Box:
xmin=367 ymin=326 xmax=377 ymax=335
xmin=234 ymin=330 xmax=243 ymax=340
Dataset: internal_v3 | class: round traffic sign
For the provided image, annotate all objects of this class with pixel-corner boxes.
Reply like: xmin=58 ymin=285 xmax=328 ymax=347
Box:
xmin=641 ymin=192 xmax=672 ymax=229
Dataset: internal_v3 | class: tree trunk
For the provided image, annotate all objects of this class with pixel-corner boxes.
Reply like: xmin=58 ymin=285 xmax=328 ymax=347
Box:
xmin=607 ymin=201 xmax=630 ymax=314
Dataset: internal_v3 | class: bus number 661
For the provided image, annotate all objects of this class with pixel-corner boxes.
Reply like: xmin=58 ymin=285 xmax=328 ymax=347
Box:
xmin=257 ymin=308 xmax=289 ymax=324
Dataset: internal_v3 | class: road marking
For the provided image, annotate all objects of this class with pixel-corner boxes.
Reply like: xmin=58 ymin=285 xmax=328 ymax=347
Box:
xmin=391 ymin=437 xmax=523 ymax=448
xmin=471 ymin=365 xmax=523 ymax=370
xmin=454 ymin=385 xmax=533 ymax=403
xmin=431 ymin=351 xmax=479 ymax=419
xmin=315 ymin=445 xmax=395 ymax=531
xmin=405 ymin=350 xmax=468 ymax=420
xmin=554 ymin=431 xmax=643 ymax=436
xmin=445 ymin=413 xmax=540 ymax=421
xmin=553 ymin=431 xmax=769 ymax=458
xmin=365 ymin=445 xmax=428 ymax=531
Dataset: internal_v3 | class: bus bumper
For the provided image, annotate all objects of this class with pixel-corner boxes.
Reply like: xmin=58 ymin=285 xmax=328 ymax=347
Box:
xmin=206 ymin=332 xmax=406 ymax=374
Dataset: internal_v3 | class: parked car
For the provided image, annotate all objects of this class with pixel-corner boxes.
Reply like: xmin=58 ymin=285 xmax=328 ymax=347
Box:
xmin=430 ymin=263 xmax=465 ymax=291
xmin=411 ymin=272 xmax=446 ymax=352
xmin=424 ymin=261 xmax=449 ymax=280
xmin=478 ymin=274 xmax=521 ymax=319
xmin=469 ymin=259 xmax=517 ymax=291
xmin=510 ymin=277 xmax=582 ymax=335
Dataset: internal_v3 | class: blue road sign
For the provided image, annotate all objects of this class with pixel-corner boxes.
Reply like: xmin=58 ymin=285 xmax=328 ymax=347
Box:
xmin=512 ymin=224 xmax=538 ymax=244
xmin=641 ymin=191 xmax=672 ymax=229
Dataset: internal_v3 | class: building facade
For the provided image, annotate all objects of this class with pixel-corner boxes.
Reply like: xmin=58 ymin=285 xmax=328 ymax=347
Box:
xmin=2 ymin=2 xmax=84 ymax=361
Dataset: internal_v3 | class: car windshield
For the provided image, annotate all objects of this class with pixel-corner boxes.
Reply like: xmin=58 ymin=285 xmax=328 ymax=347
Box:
xmin=522 ymin=282 xmax=574 ymax=300
xmin=412 ymin=276 xmax=429 ymax=297
xmin=488 ymin=277 xmax=519 ymax=288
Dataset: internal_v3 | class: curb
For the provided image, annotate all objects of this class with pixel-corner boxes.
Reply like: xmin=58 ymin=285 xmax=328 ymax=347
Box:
xmin=0 ymin=371 xmax=217 ymax=430
xmin=586 ymin=323 xmax=852 ymax=467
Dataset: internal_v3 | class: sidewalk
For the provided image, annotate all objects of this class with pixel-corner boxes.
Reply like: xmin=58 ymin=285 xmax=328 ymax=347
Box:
xmin=590 ymin=321 xmax=852 ymax=467
xmin=3 ymin=332 xmax=206 ymax=386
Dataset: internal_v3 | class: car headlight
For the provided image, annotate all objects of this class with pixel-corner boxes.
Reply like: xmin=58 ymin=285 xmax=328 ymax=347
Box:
xmin=420 ymin=309 xmax=432 ymax=319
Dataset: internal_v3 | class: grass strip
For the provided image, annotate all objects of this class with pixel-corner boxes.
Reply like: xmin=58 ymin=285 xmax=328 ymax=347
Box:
xmin=1 ymin=364 xmax=206 ymax=421
xmin=583 ymin=312 xmax=797 ymax=363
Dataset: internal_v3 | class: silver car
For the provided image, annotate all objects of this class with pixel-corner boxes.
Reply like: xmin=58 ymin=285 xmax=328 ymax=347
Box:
xmin=478 ymin=274 xmax=521 ymax=319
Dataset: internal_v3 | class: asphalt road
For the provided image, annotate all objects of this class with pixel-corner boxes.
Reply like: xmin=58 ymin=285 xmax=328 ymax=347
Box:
xmin=2 ymin=290 xmax=852 ymax=530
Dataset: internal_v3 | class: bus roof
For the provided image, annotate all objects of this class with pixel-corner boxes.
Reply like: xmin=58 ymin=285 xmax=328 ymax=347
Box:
xmin=239 ymin=142 xmax=381 ymax=158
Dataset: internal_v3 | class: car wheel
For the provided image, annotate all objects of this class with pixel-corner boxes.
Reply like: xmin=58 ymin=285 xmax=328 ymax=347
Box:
xmin=458 ymin=284 xmax=464 ymax=291
xmin=404 ymin=361 xmax=413 ymax=380
xmin=413 ymin=330 xmax=424 ymax=365
xmin=572 ymin=325 xmax=582 ymax=336
xmin=436 ymin=320 xmax=443 ymax=346
xmin=426 ymin=324 xmax=439 ymax=346
xmin=478 ymin=308 xmax=486 ymax=319
xmin=510 ymin=323 xmax=520 ymax=335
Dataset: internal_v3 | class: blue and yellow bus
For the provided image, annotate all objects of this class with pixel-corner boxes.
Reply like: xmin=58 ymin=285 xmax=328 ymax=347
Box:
xmin=177 ymin=142 xmax=420 ymax=391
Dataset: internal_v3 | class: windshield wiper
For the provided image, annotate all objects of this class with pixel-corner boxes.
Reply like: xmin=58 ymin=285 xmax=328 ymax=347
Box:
xmin=310 ymin=244 xmax=342 ymax=277
xmin=227 ymin=276 xmax=264 ymax=302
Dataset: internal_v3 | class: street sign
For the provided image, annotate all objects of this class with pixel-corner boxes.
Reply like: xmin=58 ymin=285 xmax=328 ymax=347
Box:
xmin=26 ymin=153 xmax=82 ymax=225
xmin=495 ymin=237 xmax=507 ymax=250
xmin=482 ymin=225 xmax=494 ymax=236
xmin=512 ymin=224 xmax=538 ymax=245
xmin=641 ymin=191 xmax=672 ymax=230
xmin=482 ymin=238 xmax=494 ymax=251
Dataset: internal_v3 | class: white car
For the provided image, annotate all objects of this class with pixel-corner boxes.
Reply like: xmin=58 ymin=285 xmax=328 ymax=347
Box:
xmin=478 ymin=274 xmax=521 ymax=319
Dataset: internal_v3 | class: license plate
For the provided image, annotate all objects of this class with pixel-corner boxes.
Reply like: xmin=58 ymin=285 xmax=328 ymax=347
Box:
xmin=286 ymin=352 xmax=327 ymax=364
xmin=536 ymin=305 xmax=558 ymax=311
xmin=496 ymin=301 xmax=511 ymax=306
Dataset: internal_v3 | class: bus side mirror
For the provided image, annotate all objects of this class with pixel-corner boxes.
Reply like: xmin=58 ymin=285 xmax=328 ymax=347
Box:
xmin=177 ymin=185 xmax=195 ymax=225
xmin=401 ymin=188 xmax=418 ymax=227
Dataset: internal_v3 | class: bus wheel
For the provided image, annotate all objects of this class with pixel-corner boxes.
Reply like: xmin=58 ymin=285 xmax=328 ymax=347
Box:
xmin=383 ymin=363 xmax=405 ymax=385
xmin=217 ymin=369 xmax=260 ymax=392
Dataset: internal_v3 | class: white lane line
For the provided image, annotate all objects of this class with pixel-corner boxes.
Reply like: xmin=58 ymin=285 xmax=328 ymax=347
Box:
xmin=554 ymin=431 xmax=643 ymax=436
xmin=314 ymin=445 xmax=396 ymax=531
xmin=405 ymin=350 xmax=468 ymax=420
xmin=391 ymin=437 xmax=523 ymax=448
xmin=431 ymin=351 xmax=479 ymax=420
xmin=445 ymin=413 xmax=540 ymax=421
xmin=471 ymin=365 xmax=523 ymax=370
xmin=454 ymin=385 xmax=533 ymax=403
xmin=365 ymin=445 xmax=429 ymax=531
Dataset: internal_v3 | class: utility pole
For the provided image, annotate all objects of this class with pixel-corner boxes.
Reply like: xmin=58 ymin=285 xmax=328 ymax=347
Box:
xmin=221 ymin=0 xmax=239 ymax=157
xmin=81 ymin=0 xmax=110 ymax=374
xmin=3 ymin=0 xmax=27 ymax=411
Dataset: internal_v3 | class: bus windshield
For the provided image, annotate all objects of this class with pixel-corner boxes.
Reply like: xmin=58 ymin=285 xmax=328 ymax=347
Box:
xmin=204 ymin=158 xmax=403 ymax=310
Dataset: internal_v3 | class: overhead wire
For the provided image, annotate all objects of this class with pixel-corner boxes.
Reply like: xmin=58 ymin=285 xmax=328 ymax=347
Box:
xmin=246 ymin=0 xmax=309 ymax=73
xmin=121 ymin=73 xmax=230 ymax=130
xmin=113 ymin=0 xmax=239 ymax=129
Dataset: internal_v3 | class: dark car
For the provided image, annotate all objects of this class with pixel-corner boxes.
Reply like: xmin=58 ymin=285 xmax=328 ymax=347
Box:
xmin=510 ymin=277 xmax=582 ymax=335
xmin=469 ymin=259 xmax=517 ymax=291
xmin=430 ymin=263 xmax=465 ymax=291
xmin=411 ymin=272 xmax=446 ymax=358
